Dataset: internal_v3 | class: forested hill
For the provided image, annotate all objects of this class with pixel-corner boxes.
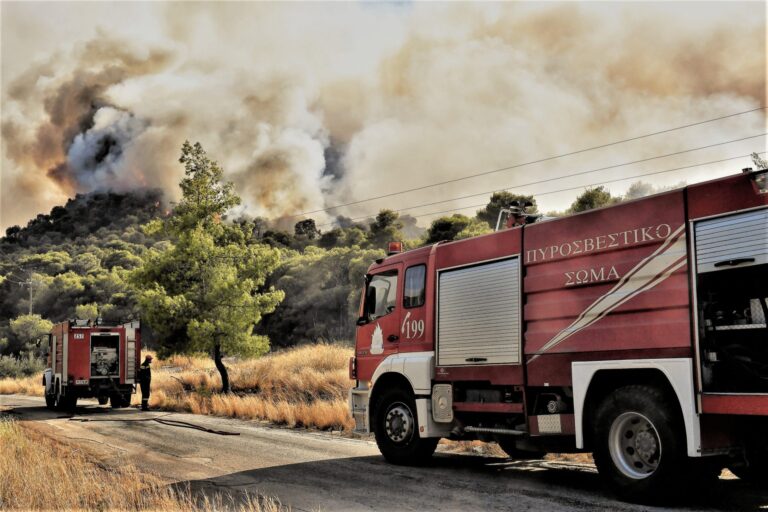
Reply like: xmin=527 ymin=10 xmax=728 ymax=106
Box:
xmin=0 ymin=179 xmax=654 ymax=366
xmin=0 ymin=190 xmax=167 ymax=358
xmin=2 ymin=189 xmax=166 ymax=249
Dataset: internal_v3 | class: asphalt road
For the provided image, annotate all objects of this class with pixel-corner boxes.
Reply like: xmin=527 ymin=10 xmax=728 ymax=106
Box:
xmin=1 ymin=394 xmax=766 ymax=511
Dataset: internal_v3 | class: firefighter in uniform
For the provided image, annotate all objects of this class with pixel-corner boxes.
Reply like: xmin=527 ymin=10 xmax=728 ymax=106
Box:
xmin=138 ymin=355 xmax=153 ymax=411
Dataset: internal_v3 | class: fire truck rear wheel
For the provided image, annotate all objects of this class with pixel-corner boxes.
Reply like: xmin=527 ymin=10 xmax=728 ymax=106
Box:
xmin=98 ymin=396 xmax=110 ymax=406
xmin=593 ymin=385 xmax=688 ymax=504
xmin=373 ymin=388 xmax=438 ymax=466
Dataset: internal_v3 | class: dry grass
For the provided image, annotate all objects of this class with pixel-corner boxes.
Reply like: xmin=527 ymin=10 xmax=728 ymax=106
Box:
xmin=0 ymin=345 xmax=595 ymax=465
xmin=0 ymin=374 xmax=43 ymax=396
xmin=0 ymin=418 xmax=284 ymax=511
xmin=138 ymin=344 xmax=355 ymax=430
xmin=439 ymin=439 xmax=508 ymax=457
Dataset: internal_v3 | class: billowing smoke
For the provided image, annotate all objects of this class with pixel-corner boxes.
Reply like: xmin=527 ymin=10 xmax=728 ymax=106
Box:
xmin=1 ymin=2 xmax=765 ymax=231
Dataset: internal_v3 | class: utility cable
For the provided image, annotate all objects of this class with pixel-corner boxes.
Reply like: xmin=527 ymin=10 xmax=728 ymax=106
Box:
xmin=317 ymin=134 xmax=767 ymax=227
xmin=291 ymin=107 xmax=767 ymax=218
xmin=320 ymin=151 xmax=764 ymax=226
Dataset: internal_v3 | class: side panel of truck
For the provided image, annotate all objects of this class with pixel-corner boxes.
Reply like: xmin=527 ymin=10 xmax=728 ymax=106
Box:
xmin=523 ymin=190 xmax=691 ymax=386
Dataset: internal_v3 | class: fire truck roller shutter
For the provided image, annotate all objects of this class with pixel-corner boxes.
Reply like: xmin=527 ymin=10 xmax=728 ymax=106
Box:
xmin=437 ymin=257 xmax=521 ymax=366
xmin=695 ymin=208 xmax=768 ymax=273
xmin=125 ymin=326 xmax=136 ymax=384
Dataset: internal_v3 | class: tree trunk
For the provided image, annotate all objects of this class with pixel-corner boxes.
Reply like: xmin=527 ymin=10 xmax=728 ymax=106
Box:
xmin=213 ymin=343 xmax=231 ymax=393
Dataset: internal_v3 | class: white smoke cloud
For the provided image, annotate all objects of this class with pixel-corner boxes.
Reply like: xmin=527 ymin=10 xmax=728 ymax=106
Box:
xmin=66 ymin=107 xmax=148 ymax=190
xmin=1 ymin=2 xmax=765 ymax=231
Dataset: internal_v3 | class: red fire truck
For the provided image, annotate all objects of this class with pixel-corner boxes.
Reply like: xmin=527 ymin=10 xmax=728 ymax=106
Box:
xmin=43 ymin=320 xmax=141 ymax=410
xmin=349 ymin=168 xmax=768 ymax=501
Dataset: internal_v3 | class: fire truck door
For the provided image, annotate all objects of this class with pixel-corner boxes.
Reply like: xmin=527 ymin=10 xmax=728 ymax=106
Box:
xmin=356 ymin=263 xmax=403 ymax=378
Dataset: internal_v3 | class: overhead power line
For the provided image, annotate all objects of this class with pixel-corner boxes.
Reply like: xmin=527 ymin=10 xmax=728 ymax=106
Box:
xmin=292 ymin=106 xmax=766 ymax=218
xmin=318 ymin=152 xmax=764 ymax=227
xmin=317 ymin=133 xmax=766 ymax=226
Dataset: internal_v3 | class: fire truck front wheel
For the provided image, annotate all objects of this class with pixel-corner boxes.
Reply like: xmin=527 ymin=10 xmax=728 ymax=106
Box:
xmin=373 ymin=388 xmax=438 ymax=466
xmin=593 ymin=385 xmax=688 ymax=504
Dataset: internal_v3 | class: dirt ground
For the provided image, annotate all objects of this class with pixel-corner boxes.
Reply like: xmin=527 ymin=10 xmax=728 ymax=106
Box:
xmin=2 ymin=394 xmax=766 ymax=512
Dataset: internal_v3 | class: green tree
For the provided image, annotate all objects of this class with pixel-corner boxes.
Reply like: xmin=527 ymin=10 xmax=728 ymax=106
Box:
xmin=261 ymin=246 xmax=384 ymax=345
xmin=623 ymin=181 xmax=656 ymax=201
xmin=476 ymin=192 xmax=538 ymax=229
xmin=10 ymin=314 xmax=53 ymax=357
xmin=75 ymin=303 xmax=99 ymax=321
xmin=455 ymin=218 xmax=493 ymax=240
xmin=132 ymin=142 xmax=283 ymax=392
xmin=172 ymin=140 xmax=241 ymax=231
xmin=568 ymin=186 xmax=615 ymax=213
xmin=318 ymin=228 xmax=344 ymax=248
xmin=294 ymin=219 xmax=319 ymax=240
xmin=425 ymin=214 xmax=473 ymax=244
xmin=367 ymin=210 xmax=403 ymax=249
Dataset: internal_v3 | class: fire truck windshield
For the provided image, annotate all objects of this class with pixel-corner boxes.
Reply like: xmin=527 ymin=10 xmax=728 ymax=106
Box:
xmin=368 ymin=270 xmax=398 ymax=320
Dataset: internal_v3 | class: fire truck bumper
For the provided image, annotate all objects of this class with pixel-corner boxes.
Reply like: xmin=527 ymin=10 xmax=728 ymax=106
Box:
xmin=349 ymin=387 xmax=369 ymax=434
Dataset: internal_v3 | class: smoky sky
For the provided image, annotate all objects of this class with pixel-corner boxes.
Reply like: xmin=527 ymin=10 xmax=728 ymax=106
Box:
xmin=1 ymin=2 xmax=766 ymax=231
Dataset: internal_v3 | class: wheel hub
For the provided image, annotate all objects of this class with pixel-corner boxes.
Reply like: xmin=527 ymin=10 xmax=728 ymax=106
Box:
xmin=634 ymin=430 xmax=658 ymax=460
xmin=608 ymin=411 xmax=662 ymax=479
xmin=385 ymin=403 xmax=414 ymax=444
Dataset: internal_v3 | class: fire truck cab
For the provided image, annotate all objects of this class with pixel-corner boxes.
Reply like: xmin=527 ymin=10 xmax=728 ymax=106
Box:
xmin=349 ymin=168 xmax=768 ymax=502
xmin=43 ymin=320 xmax=141 ymax=410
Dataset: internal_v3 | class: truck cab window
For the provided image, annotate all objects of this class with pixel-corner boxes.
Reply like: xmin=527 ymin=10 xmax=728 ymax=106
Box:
xmin=404 ymin=265 xmax=426 ymax=308
xmin=368 ymin=270 xmax=398 ymax=320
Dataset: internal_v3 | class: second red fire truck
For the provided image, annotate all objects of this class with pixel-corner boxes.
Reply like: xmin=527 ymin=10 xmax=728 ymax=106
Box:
xmin=349 ymin=168 xmax=768 ymax=502
xmin=43 ymin=320 xmax=141 ymax=410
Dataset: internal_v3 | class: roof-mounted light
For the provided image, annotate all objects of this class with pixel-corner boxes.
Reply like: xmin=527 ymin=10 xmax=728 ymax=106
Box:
xmin=387 ymin=241 xmax=403 ymax=255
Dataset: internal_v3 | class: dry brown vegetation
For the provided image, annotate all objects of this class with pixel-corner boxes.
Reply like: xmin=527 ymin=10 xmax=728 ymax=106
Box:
xmin=0 ymin=418 xmax=284 ymax=511
xmin=0 ymin=344 xmax=355 ymax=430
xmin=0 ymin=374 xmax=43 ymax=396
xmin=137 ymin=344 xmax=355 ymax=430
xmin=0 ymin=344 xmax=595 ymax=465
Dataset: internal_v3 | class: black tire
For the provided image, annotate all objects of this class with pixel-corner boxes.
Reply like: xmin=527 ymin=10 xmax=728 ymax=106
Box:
xmin=373 ymin=388 xmax=439 ymax=465
xmin=44 ymin=378 xmax=55 ymax=410
xmin=97 ymin=396 xmax=109 ymax=406
xmin=592 ymin=385 xmax=688 ymax=504
xmin=110 ymin=393 xmax=130 ymax=408
xmin=56 ymin=392 xmax=77 ymax=412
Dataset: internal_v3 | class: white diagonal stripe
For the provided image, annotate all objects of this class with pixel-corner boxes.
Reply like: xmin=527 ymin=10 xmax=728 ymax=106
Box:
xmin=528 ymin=225 xmax=687 ymax=362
